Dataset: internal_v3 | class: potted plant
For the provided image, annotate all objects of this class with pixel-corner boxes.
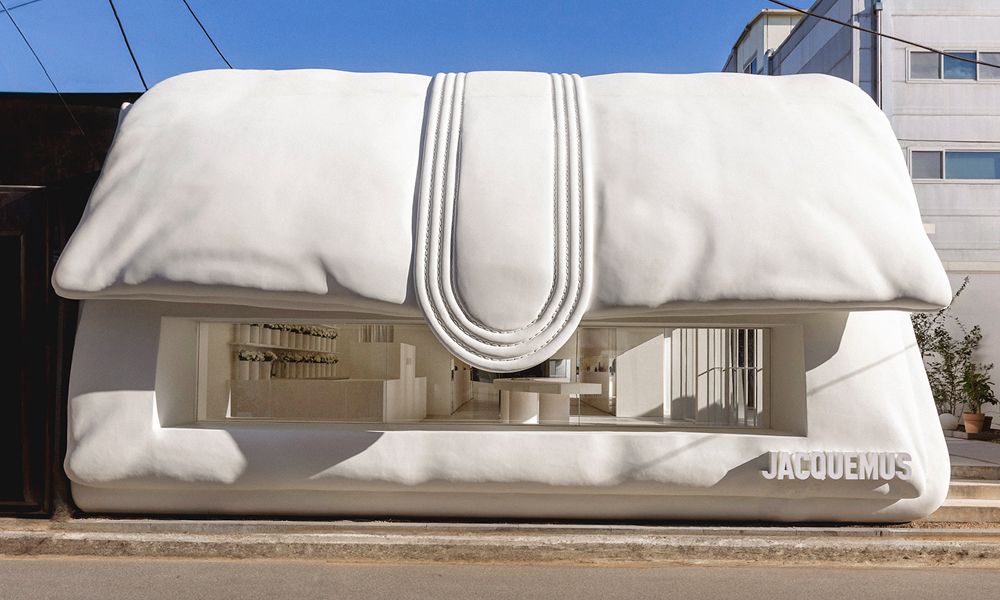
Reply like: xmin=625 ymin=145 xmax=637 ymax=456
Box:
xmin=912 ymin=277 xmax=994 ymax=431
xmin=962 ymin=365 xmax=998 ymax=433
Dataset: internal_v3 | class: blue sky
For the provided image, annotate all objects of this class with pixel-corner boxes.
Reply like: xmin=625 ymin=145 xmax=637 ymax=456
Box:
xmin=0 ymin=0 xmax=779 ymax=92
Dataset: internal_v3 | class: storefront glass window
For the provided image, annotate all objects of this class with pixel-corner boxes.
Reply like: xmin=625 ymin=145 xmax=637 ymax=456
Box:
xmin=196 ymin=322 xmax=769 ymax=428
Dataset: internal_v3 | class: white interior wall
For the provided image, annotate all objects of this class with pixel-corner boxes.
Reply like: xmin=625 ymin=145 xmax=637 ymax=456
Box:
xmin=614 ymin=329 xmax=667 ymax=418
xmin=393 ymin=326 xmax=457 ymax=416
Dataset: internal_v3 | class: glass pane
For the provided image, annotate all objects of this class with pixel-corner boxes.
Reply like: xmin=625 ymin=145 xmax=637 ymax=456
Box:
xmin=943 ymin=52 xmax=976 ymax=79
xmin=980 ymin=52 xmax=1000 ymax=80
xmin=911 ymin=151 xmax=942 ymax=179
xmin=909 ymin=51 xmax=940 ymax=79
xmin=945 ymin=152 xmax=1000 ymax=179
xmin=201 ymin=322 xmax=768 ymax=428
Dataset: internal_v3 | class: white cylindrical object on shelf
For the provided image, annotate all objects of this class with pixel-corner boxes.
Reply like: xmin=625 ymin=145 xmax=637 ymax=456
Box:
xmin=249 ymin=361 xmax=260 ymax=380
xmin=278 ymin=330 xmax=288 ymax=347
xmin=260 ymin=327 xmax=271 ymax=346
xmin=238 ymin=323 xmax=250 ymax=343
xmin=262 ymin=361 xmax=272 ymax=381
xmin=249 ymin=325 xmax=261 ymax=344
xmin=238 ymin=360 xmax=250 ymax=381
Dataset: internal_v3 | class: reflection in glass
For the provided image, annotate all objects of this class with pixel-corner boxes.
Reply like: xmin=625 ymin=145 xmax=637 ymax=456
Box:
xmin=943 ymin=52 xmax=976 ymax=80
xmin=909 ymin=51 xmax=940 ymax=79
xmin=945 ymin=152 xmax=1000 ymax=180
xmin=911 ymin=151 xmax=942 ymax=179
xmin=981 ymin=53 xmax=1000 ymax=80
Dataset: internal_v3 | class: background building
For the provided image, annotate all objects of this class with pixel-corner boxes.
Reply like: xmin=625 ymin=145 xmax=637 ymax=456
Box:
xmin=726 ymin=0 xmax=1000 ymax=422
xmin=722 ymin=8 xmax=803 ymax=75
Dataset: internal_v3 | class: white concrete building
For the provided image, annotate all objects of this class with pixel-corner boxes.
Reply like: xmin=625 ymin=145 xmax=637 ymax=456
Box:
xmin=726 ymin=0 xmax=1000 ymax=422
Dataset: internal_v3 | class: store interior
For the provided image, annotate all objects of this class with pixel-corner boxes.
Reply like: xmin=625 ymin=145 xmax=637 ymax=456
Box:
xmin=196 ymin=322 xmax=766 ymax=428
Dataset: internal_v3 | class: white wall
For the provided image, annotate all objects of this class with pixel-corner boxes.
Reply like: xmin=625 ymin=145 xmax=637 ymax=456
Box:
xmin=394 ymin=326 xmax=458 ymax=416
xmin=614 ymin=330 xmax=667 ymax=418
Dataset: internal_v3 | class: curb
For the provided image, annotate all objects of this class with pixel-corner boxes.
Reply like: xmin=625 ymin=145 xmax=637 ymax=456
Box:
xmin=2 ymin=520 xmax=1000 ymax=566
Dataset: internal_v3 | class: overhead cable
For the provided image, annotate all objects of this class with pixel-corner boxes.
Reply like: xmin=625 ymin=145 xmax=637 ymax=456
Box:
xmin=767 ymin=0 xmax=1000 ymax=70
xmin=181 ymin=0 xmax=232 ymax=68
xmin=0 ymin=0 xmax=44 ymax=14
xmin=108 ymin=0 xmax=147 ymax=90
xmin=0 ymin=0 xmax=103 ymax=166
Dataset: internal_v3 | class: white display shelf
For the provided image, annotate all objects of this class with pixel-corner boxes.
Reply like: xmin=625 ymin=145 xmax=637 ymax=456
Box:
xmin=229 ymin=341 xmax=339 ymax=355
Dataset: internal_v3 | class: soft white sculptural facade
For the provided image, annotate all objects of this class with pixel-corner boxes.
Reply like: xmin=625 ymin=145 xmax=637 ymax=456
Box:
xmin=54 ymin=69 xmax=953 ymax=521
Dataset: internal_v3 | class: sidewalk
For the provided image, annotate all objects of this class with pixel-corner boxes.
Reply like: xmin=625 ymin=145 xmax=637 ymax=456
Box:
xmin=2 ymin=517 xmax=999 ymax=567
xmin=947 ymin=438 xmax=1000 ymax=479
xmin=2 ymin=440 xmax=998 ymax=567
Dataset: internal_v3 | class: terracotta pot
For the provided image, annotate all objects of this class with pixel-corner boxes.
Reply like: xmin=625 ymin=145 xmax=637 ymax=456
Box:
xmin=963 ymin=412 xmax=986 ymax=434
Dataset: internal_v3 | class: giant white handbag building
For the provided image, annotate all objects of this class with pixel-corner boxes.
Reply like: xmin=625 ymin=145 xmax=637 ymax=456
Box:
xmin=52 ymin=68 xmax=953 ymax=521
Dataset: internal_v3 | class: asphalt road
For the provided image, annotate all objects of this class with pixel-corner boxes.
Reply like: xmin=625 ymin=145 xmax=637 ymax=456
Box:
xmin=1 ymin=558 xmax=997 ymax=600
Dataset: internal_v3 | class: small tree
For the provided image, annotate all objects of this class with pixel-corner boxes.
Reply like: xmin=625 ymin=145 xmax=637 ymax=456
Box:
xmin=911 ymin=277 xmax=995 ymax=415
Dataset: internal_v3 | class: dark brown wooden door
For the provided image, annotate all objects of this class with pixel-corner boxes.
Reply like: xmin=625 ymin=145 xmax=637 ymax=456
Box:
xmin=0 ymin=185 xmax=85 ymax=516
xmin=0 ymin=186 xmax=51 ymax=513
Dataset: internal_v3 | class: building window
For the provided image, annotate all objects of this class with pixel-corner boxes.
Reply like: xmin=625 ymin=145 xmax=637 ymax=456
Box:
xmin=943 ymin=52 xmax=977 ymax=79
xmin=911 ymin=151 xmax=943 ymax=179
xmin=910 ymin=51 xmax=940 ymax=79
xmin=196 ymin=322 xmax=769 ymax=428
xmin=743 ymin=56 xmax=757 ymax=75
xmin=946 ymin=152 xmax=1000 ymax=180
xmin=911 ymin=150 xmax=1000 ymax=180
xmin=909 ymin=50 xmax=1000 ymax=81
xmin=981 ymin=53 xmax=1000 ymax=80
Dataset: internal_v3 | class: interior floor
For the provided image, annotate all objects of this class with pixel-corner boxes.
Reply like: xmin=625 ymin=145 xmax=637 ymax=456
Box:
xmin=421 ymin=393 xmax=735 ymax=427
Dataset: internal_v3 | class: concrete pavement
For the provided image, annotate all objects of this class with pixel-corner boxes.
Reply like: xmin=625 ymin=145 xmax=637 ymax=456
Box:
xmin=1 ymin=517 xmax=999 ymax=567
xmin=2 ymin=558 xmax=999 ymax=600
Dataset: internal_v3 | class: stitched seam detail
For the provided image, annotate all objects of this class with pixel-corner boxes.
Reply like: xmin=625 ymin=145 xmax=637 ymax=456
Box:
xmin=442 ymin=74 xmax=562 ymax=336
xmin=417 ymin=73 xmax=587 ymax=363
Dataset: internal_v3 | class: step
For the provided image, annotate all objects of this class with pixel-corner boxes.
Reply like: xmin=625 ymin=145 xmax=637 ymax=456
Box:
xmin=921 ymin=499 xmax=1000 ymax=523
xmin=951 ymin=464 xmax=1000 ymax=480
xmin=947 ymin=480 xmax=1000 ymax=500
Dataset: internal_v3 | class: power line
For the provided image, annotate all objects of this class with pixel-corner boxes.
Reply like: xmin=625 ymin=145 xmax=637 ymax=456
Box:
xmin=107 ymin=0 xmax=147 ymax=91
xmin=0 ymin=0 xmax=103 ymax=166
xmin=767 ymin=0 xmax=1000 ymax=70
xmin=0 ymin=0 xmax=44 ymax=14
xmin=181 ymin=0 xmax=232 ymax=69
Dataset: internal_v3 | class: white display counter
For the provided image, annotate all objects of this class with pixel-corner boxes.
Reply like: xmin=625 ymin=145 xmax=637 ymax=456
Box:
xmin=494 ymin=379 xmax=602 ymax=424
